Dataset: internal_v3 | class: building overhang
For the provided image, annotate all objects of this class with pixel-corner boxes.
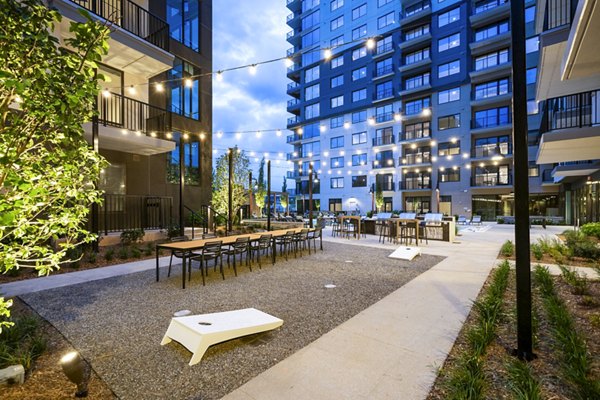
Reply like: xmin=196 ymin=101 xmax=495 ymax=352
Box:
xmin=562 ymin=0 xmax=600 ymax=80
xmin=551 ymin=163 xmax=600 ymax=178
xmin=536 ymin=126 xmax=600 ymax=163
xmin=83 ymin=123 xmax=175 ymax=156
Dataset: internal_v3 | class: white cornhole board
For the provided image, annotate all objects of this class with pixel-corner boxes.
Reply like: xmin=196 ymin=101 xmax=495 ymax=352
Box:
xmin=161 ymin=308 xmax=283 ymax=366
xmin=388 ymin=246 xmax=421 ymax=261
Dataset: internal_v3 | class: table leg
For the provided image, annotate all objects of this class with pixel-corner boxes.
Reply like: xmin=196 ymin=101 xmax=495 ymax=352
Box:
xmin=182 ymin=255 xmax=186 ymax=289
xmin=271 ymin=238 xmax=276 ymax=264
xmin=358 ymin=221 xmax=361 ymax=240
xmin=156 ymin=245 xmax=160 ymax=282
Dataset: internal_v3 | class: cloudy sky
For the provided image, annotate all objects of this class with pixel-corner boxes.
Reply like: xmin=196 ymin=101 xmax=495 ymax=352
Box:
xmin=212 ymin=1 xmax=292 ymax=190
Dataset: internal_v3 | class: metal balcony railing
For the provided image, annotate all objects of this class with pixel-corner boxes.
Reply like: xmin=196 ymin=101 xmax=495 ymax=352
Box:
xmin=98 ymin=92 xmax=171 ymax=135
xmin=400 ymin=179 xmax=432 ymax=190
xmin=378 ymin=182 xmax=395 ymax=191
xmin=403 ymin=1 xmax=430 ymax=17
xmin=472 ymin=114 xmax=512 ymax=129
xmin=71 ymin=0 xmax=169 ymax=51
xmin=375 ymin=88 xmax=394 ymax=100
xmin=403 ymin=153 xmax=431 ymax=164
xmin=373 ymin=159 xmax=395 ymax=168
xmin=376 ymin=41 xmax=394 ymax=55
xmin=287 ymin=98 xmax=300 ymax=108
xmin=473 ymin=0 xmax=508 ymax=15
xmin=375 ymin=64 xmax=394 ymax=77
xmin=99 ymin=194 xmax=172 ymax=234
xmin=401 ymin=130 xmax=431 ymax=141
xmin=471 ymin=144 xmax=512 ymax=158
xmin=288 ymin=116 xmax=300 ymax=126
xmin=287 ymin=81 xmax=300 ymax=91
xmin=372 ymin=135 xmax=395 ymax=146
xmin=541 ymin=90 xmax=600 ymax=132
xmin=375 ymin=111 xmax=394 ymax=123
xmin=543 ymin=0 xmax=576 ymax=30
xmin=470 ymin=174 xmax=513 ymax=186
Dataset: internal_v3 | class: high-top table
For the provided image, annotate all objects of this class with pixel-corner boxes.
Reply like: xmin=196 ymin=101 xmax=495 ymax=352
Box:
xmin=388 ymin=218 xmax=420 ymax=246
xmin=338 ymin=215 xmax=362 ymax=239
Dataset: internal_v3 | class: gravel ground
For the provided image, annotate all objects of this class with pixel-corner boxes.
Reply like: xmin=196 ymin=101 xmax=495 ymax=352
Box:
xmin=21 ymin=242 xmax=444 ymax=400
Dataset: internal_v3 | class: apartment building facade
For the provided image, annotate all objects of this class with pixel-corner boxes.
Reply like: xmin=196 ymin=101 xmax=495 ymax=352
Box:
xmin=286 ymin=0 xmax=561 ymax=221
xmin=51 ymin=0 xmax=212 ymax=232
xmin=535 ymin=0 xmax=600 ymax=224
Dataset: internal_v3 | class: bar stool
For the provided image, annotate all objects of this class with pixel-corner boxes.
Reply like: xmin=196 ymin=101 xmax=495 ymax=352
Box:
xmin=378 ymin=220 xmax=389 ymax=243
xmin=331 ymin=219 xmax=341 ymax=237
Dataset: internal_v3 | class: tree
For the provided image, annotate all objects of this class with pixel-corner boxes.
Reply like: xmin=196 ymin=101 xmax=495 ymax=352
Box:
xmin=254 ymin=157 xmax=267 ymax=215
xmin=375 ymin=182 xmax=384 ymax=212
xmin=0 ymin=0 xmax=110 ymax=330
xmin=212 ymin=147 xmax=249 ymax=224
xmin=281 ymin=177 xmax=288 ymax=215
xmin=282 ymin=177 xmax=287 ymax=193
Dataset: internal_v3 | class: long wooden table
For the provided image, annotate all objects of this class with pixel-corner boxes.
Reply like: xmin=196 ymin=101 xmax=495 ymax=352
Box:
xmin=156 ymin=228 xmax=316 ymax=289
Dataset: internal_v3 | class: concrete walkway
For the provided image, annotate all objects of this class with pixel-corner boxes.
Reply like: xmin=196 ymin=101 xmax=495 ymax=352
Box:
xmin=0 ymin=224 xmax=575 ymax=399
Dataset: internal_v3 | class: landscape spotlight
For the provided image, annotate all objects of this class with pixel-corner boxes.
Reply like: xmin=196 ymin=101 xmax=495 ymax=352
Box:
xmin=60 ymin=351 xmax=91 ymax=398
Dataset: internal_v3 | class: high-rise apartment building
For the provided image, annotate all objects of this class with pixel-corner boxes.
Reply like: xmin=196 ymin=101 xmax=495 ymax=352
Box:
xmin=534 ymin=0 xmax=600 ymax=224
xmin=286 ymin=0 xmax=561 ymax=221
xmin=51 ymin=0 xmax=212 ymax=232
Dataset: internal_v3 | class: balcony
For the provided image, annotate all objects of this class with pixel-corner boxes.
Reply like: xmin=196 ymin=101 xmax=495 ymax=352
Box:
xmin=287 ymin=63 xmax=301 ymax=79
xmin=378 ymin=182 xmax=396 ymax=191
xmin=374 ymin=64 xmax=395 ymax=80
xmin=375 ymin=112 xmax=395 ymax=124
xmin=469 ymin=62 xmax=512 ymax=83
xmin=400 ymin=179 xmax=432 ymax=190
xmin=400 ymin=130 xmax=431 ymax=142
xmin=286 ymin=0 xmax=301 ymax=13
xmin=537 ymin=90 xmax=600 ymax=163
xmin=471 ymin=174 xmax=512 ymax=187
xmin=87 ymin=92 xmax=174 ymax=155
xmin=373 ymin=135 xmax=395 ymax=146
xmin=399 ymin=32 xmax=432 ymax=50
xmin=401 ymin=1 xmax=431 ymax=25
xmin=471 ymin=115 xmax=512 ymax=133
xmin=471 ymin=145 xmax=512 ymax=159
xmin=287 ymin=116 xmax=301 ymax=127
xmin=373 ymin=159 xmax=396 ymax=169
xmin=374 ymin=42 xmax=395 ymax=59
xmin=287 ymin=98 xmax=301 ymax=113
xmin=469 ymin=32 xmax=512 ymax=56
xmin=399 ymin=57 xmax=431 ymax=73
xmin=287 ymin=81 xmax=300 ymax=95
xmin=374 ymin=88 xmax=395 ymax=102
xmin=470 ymin=0 xmax=510 ymax=28
xmin=401 ymin=153 xmax=431 ymax=165
xmin=287 ymin=133 xmax=302 ymax=143
xmin=550 ymin=161 xmax=600 ymax=181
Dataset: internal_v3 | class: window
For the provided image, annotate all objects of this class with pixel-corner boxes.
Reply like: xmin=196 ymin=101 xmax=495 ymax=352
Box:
xmin=438 ymin=141 xmax=461 ymax=156
xmin=473 ymin=106 xmax=510 ymax=128
xmin=352 ymin=131 xmax=367 ymax=144
xmin=525 ymin=6 xmax=536 ymax=23
xmin=438 ymin=8 xmax=460 ymax=27
xmin=378 ymin=12 xmax=395 ymax=29
xmin=352 ymin=153 xmax=367 ymax=166
xmin=331 ymin=177 xmax=344 ymax=188
xmin=405 ymin=48 xmax=430 ymax=65
xmin=330 ymin=35 xmax=344 ymax=47
xmin=331 ymin=16 xmax=344 ymax=30
xmin=302 ymin=28 xmax=320 ymax=47
xmin=331 ymin=75 xmax=344 ymax=88
xmin=405 ymin=97 xmax=430 ymax=115
xmin=403 ymin=121 xmax=430 ymax=140
xmin=303 ymin=51 xmax=320 ymax=66
xmin=528 ymin=161 xmax=539 ymax=177
xmin=405 ymin=24 xmax=429 ymax=40
xmin=353 ymin=88 xmax=367 ymax=102
xmin=438 ymin=33 xmax=460 ymax=52
xmin=438 ymin=87 xmax=460 ymax=103
xmin=474 ymin=0 xmax=507 ymax=14
xmin=526 ymin=67 xmax=537 ymax=84
xmin=376 ymin=81 xmax=393 ymax=99
xmin=352 ymin=47 xmax=367 ymax=60
xmin=473 ymin=136 xmax=510 ymax=157
xmin=474 ymin=49 xmax=509 ymax=70
xmin=331 ymin=95 xmax=344 ymax=108
xmin=330 ymin=116 xmax=344 ymax=128
xmin=302 ymin=10 xmax=320 ymax=30
xmin=352 ymin=4 xmax=367 ymax=20
xmin=405 ymin=73 xmax=430 ymax=90
xmin=439 ymin=167 xmax=460 ymax=182
xmin=474 ymin=79 xmax=509 ymax=99
xmin=375 ymin=150 xmax=394 ymax=167
xmin=302 ymin=123 xmax=321 ymax=139
xmin=376 ymin=58 xmax=393 ymax=76
xmin=438 ymin=114 xmax=460 ymax=130
xmin=352 ymin=175 xmax=367 ymax=187
xmin=167 ymin=0 xmax=200 ymax=51
xmin=352 ymin=24 xmax=367 ymax=40
xmin=378 ymin=0 xmax=392 ymax=6
xmin=168 ymin=134 xmax=200 ymax=184
xmin=329 ymin=198 xmax=342 ymax=212
xmin=330 ymin=156 xmax=344 ymax=168
xmin=303 ymin=0 xmax=320 ymax=12
xmin=168 ymin=58 xmax=201 ymax=120
xmin=376 ymin=103 xmax=394 ymax=122
xmin=330 ymin=136 xmax=344 ymax=148
xmin=526 ymin=37 xmax=539 ymax=53
xmin=305 ymin=66 xmax=320 ymax=83
xmin=305 ymin=103 xmax=320 ymax=119
xmin=352 ymin=110 xmax=367 ymax=123
xmin=527 ymin=100 xmax=539 ymax=115
xmin=376 ymin=36 xmax=393 ymax=54
xmin=475 ymin=20 xmax=509 ymax=41
xmin=405 ymin=1 xmax=430 ymax=16
xmin=374 ymin=127 xmax=394 ymax=145
xmin=352 ymin=66 xmax=367 ymax=81
xmin=330 ymin=0 xmax=343 ymax=11
xmin=305 ymin=84 xmax=320 ymax=101
xmin=438 ymin=60 xmax=460 ymax=78
xmin=331 ymin=55 xmax=344 ymax=68
xmin=301 ymin=142 xmax=321 ymax=158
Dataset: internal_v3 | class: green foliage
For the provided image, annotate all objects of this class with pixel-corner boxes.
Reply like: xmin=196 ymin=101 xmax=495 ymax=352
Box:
xmin=366 ymin=210 xmax=374 ymax=218
xmin=497 ymin=217 xmax=505 ymax=224
xmin=375 ymin=182 xmax=384 ymax=211
xmin=104 ymin=248 xmax=114 ymax=262
xmin=534 ymin=266 xmax=600 ymax=399
xmin=212 ymin=146 xmax=250 ymax=219
xmin=280 ymin=192 xmax=288 ymax=211
xmin=559 ymin=265 xmax=589 ymax=295
xmin=506 ymin=358 xmax=541 ymax=400
xmin=120 ymin=229 xmax=144 ymax=245
xmin=530 ymin=243 xmax=544 ymax=260
xmin=580 ymin=222 xmax=600 ymax=239
xmin=0 ymin=315 xmax=46 ymax=370
xmin=118 ymin=246 xmax=129 ymax=260
xmin=165 ymin=222 xmax=181 ymax=239
xmin=143 ymin=242 xmax=153 ymax=257
xmin=0 ymin=0 xmax=110 ymax=323
xmin=562 ymin=230 xmax=600 ymax=260
xmin=589 ymin=314 xmax=600 ymax=328
xmin=500 ymin=240 xmax=514 ymax=257
xmin=130 ymin=246 xmax=141 ymax=259
xmin=86 ymin=251 xmax=97 ymax=264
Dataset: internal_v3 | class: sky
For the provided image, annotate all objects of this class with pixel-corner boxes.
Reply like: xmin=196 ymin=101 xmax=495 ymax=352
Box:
xmin=212 ymin=0 xmax=292 ymax=191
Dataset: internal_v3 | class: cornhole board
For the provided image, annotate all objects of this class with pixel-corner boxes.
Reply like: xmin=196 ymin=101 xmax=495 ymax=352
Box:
xmin=161 ymin=308 xmax=283 ymax=366
xmin=388 ymin=246 xmax=421 ymax=261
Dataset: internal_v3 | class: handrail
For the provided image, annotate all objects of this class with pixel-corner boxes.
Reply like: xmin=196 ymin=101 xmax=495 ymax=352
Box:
xmin=202 ymin=205 xmax=230 ymax=236
xmin=184 ymin=205 xmax=208 ymax=239
xmin=98 ymin=92 xmax=171 ymax=135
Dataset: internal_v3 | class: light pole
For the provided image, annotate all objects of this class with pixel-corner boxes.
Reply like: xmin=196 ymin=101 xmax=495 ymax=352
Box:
xmin=308 ymin=168 xmax=318 ymax=228
xmin=248 ymin=171 xmax=254 ymax=218
xmin=267 ymin=160 xmax=271 ymax=231
xmin=228 ymin=148 xmax=233 ymax=233
xmin=369 ymin=183 xmax=375 ymax=214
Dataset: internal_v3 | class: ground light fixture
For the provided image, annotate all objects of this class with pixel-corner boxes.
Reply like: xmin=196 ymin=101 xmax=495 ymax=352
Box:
xmin=60 ymin=351 xmax=91 ymax=398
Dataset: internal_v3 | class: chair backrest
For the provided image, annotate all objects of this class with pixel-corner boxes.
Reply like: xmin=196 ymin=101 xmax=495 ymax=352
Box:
xmin=232 ymin=237 xmax=250 ymax=249
xmin=203 ymin=240 xmax=223 ymax=254
xmin=458 ymin=215 xmax=466 ymax=222
xmin=258 ymin=234 xmax=272 ymax=245
xmin=376 ymin=212 xmax=393 ymax=220
xmin=170 ymin=235 xmax=189 ymax=243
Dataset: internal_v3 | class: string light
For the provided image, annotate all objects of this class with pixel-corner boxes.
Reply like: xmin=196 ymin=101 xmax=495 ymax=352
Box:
xmin=127 ymin=85 xmax=136 ymax=95
xmin=155 ymin=83 xmax=164 ymax=92
xmin=216 ymin=71 xmax=223 ymax=81
xmin=249 ymin=64 xmax=257 ymax=75
xmin=323 ymin=49 xmax=332 ymax=59
xmin=276 ymin=129 xmax=282 ymax=136
xmin=101 ymin=89 xmax=110 ymax=98
xmin=366 ymin=38 xmax=375 ymax=49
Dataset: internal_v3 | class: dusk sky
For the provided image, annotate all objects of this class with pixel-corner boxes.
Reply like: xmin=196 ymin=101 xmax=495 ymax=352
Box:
xmin=213 ymin=1 xmax=292 ymax=190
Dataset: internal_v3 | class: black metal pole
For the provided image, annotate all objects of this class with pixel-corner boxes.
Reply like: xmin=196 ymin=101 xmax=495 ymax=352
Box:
xmin=179 ymin=134 xmax=185 ymax=237
xmin=267 ymin=160 xmax=271 ymax=231
xmin=91 ymin=104 xmax=99 ymax=253
xmin=248 ymin=171 xmax=253 ymax=218
xmin=511 ymin=0 xmax=534 ymax=360
xmin=309 ymin=169 xmax=314 ymax=228
xmin=228 ymin=148 xmax=233 ymax=233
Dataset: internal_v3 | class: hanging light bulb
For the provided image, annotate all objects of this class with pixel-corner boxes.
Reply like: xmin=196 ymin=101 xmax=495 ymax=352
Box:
xmin=256 ymin=130 xmax=262 ymax=138
xmin=324 ymin=48 xmax=332 ymax=60
xmin=368 ymin=117 xmax=376 ymax=125
xmin=217 ymin=131 xmax=223 ymax=138
xmin=150 ymin=132 xmax=157 ymax=137
xmin=430 ymin=140 xmax=437 ymax=146
xmin=249 ymin=64 xmax=257 ymax=75
xmin=276 ymin=129 xmax=282 ymax=136
xmin=235 ymin=132 xmax=242 ymax=139
xmin=366 ymin=38 xmax=375 ymax=49
xmin=285 ymin=57 xmax=294 ymax=67
xmin=199 ymin=132 xmax=206 ymax=140
xmin=297 ymin=127 xmax=303 ymax=135
xmin=166 ymin=132 xmax=173 ymax=139
xmin=183 ymin=133 xmax=189 ymax=140
xmin=343 ymin=122 xmax=350 ymax=129
xmin=127 ymin=85 xmax=136 ymax=95
xmin=394 ymin=113 xmax=402 ymax=122
xmin=216 ymin=71 xmax=223 ymax=81
xmin=213 ymin=149 xmax=218 ymax=154
xmin=421 ymin=108 xmax=431 ymax=117
xmin=184 ymin=78 xmax=193 ymax=88
xmin=319 ymin=125 xmax=326 ymax=132
xmin=101 ymin=89 xmax=111 ymax=98
xmin=155 ymin=83 xmax=164 ymax=92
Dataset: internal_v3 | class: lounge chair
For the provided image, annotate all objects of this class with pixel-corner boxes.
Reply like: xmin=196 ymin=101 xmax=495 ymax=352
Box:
xmin=470 ymin=215 xmax=482 ymax=225
xmin=457 ymin=215 xmax=467 ymax=225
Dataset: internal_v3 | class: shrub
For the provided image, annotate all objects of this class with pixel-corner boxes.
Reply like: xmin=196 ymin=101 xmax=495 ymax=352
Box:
xmin=581 ymin=222 xmax=600 ymax=238
xmin=530 ymin=243 xmax=544 ymax=260
xmin=562 ymin=230 xmax=600 ymax=260
xmin=65 ymin=246 xmax=83 ymax=269
xmin=500 ymin=240 xmax=514 ymax=257
xmin=120 ymin=229 xmax=145 ymax=245
xmin=589 ymin=314 xmax=600 ymax=328
xmin=559 ymin=265 xmax=588 ymax=295
xmin=165 ymin=223 xmax=181 ymax=239
xmin=104 ymin=248 xmax=114 ymax=262
xmin=497 ymin=217 xmax=505 ymax=224
xmin=118 ymin=246 xmax=129 ymax=260
xmin=86 ymin=251 xmax=97 ymax=264
xmin=0 ymin=316 xmax=47 ymax=370
xmin=131 ymin=247 xmax=142 ymax=259
xmin=143 ymin=243 xmax=153 ymax=257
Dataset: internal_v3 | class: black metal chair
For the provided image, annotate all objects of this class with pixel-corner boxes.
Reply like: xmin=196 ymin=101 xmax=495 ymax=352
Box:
xmin=167 ymin=236 xmax=190 ymax=278
xmin=331 ymin=219 xmax=341 ymax=237
xmin=190 ymin=240 xmax=223 ymax=286
xmin=307 ymin=227 xmax=323 ymax=252
xmin=249 ymin=234 xmax=272 ymax=268
xmin=222 ymin=237 xmax=251 ymax=276
xmin=293 ymin=229 xmax=310 ymax=256
xmin=275 ymin=231 xmax=296 ymax=260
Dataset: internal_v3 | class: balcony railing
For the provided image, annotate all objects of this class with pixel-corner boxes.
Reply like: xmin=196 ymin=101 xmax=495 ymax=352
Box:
xmin=373 ymin=159 xmax=396 ymax=168
xmin=471 ymin=144 xmax=512 ymax=158
xmin=543 ymin=0 xmax=576 ymax=30
xmin=376 ymin=42 xmax=394 ymax=55
xmin=375 ymin=88 xmax=394 ymax=100
xmin=473 ymin=0 xmax=508 ymax=15
xmin=400 ymin=179 xmax=432 ymax=190
xmin=288 ymin=116 xmax=300 ymax=126
xmin=378 ymin=182 xmax=395 ymax=191
xmin=375 ymin=112 xmax=394 ymax=123
xmin=373 ymin=135 xmax=395 ymax=146
xmin=98 ymin=92 xmax=171 ymax=134
xmin=541 ymin=90 xmax=600 ymax=132
xmin=99 ymin=194 xmax=172 ymax=234
xmin=472 ymin=114 xmax=512 ymax=129
xmin=375 ymin=64 xmax=394 ymax=77
xmin=287 ymin=81 xmax=300 ymax=92
xmin=287 ymin=98 xmax=300 ymax=108
xmin=471 ymin=174 xmax=513 ymax=186
xmin=401 ymin=130 xmax=431 ymax=141
xmin=71 ymin=0 xmax=169 ymax=51
xmin=403 ymin=1 xmax=430 ymax=17
xmin=403 ymin=153 xmax=431 ymax=164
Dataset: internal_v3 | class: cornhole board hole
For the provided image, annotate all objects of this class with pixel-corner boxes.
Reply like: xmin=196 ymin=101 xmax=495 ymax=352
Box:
xmin=161 ymin=308 xmax=283 ymax=366
xmin=388 ymin=246 xmax=421 ymax=261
